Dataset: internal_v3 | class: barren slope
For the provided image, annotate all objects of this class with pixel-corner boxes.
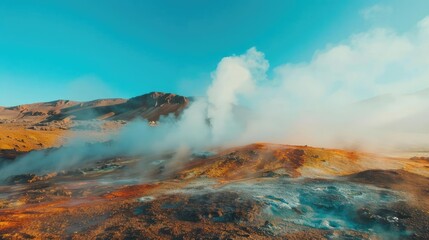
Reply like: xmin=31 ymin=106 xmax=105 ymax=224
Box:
xmin=0 ymin=143 xmax=428 ymax=239
xmin=0 ymin=92 xmax=190 ymax=154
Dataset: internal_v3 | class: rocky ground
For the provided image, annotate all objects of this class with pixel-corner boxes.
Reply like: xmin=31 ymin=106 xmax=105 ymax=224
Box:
xmin=0 ymin=143 xmax=428 ymax=239
xmin=1 ymin=93 xmax=428 ymax=239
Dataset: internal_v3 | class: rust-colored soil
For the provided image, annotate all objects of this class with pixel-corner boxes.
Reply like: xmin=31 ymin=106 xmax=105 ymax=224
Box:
xmin=1 ymin=94 xmax=429 ymax=239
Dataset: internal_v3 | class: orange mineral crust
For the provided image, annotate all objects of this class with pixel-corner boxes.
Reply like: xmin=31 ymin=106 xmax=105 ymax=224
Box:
xmin=0 ymin=143 xmax=428 ymax=239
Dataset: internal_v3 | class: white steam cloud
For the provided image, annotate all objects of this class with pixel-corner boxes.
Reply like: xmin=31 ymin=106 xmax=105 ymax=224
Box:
xmin=206 ymin=48 xmax=268 ymax=143
xmin=1 ymin=16 xmax=429 ymax=179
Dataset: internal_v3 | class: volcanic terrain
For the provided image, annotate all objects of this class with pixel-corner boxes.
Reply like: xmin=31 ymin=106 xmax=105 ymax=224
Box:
xmin=0 ymin=92 xmax=428 ymax=240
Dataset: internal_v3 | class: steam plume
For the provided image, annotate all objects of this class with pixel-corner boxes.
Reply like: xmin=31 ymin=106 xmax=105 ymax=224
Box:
xmin=2 ymin=16 xmax=429 ymax=179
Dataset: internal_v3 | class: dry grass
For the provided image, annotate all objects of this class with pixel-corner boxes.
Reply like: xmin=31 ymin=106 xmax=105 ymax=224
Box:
xmin=0 ymin=125 xmax=66 ymax=152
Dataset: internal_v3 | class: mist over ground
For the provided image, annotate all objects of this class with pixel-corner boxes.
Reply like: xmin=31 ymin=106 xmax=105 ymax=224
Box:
xmin=1 ymin=16 xmax=429 ymax=179
xmin=151 ymin=15 xmax=429 ymax=152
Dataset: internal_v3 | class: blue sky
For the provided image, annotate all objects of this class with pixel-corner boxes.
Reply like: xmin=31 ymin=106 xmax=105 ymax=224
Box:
xmin=0 ymin=0 xmax=428 ymax=106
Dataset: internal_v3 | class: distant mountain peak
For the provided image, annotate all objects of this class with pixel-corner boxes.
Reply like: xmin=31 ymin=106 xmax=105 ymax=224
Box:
xmin=128 ymin=92 xmax=189 ymax=108
xmin=0 ymin=91 xmax=191 ymax=123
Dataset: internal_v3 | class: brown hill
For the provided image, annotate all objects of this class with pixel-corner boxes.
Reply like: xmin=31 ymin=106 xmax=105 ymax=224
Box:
xmin=46 ymin=92 xmax=189 ymax=122
xmin=0 ymin=92 xmax=189 ymax=124
xmin=0 ymin=92 xmax=190 ymax=154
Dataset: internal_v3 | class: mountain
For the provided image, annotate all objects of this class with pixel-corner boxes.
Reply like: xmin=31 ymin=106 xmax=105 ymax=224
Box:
xmin=0 ymin=92 xmax=190 ymax=124
xmin=0 ymin=92 xmax=190 ymax=155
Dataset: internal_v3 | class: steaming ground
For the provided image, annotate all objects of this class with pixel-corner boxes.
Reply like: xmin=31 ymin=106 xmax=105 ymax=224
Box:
xmin=0 ymin=143 xmax=428 ymax=239
xmin=168 ymin=178 xmax=407 ymax=238
xmin=1 ymin=15 xmax=429 ymax=240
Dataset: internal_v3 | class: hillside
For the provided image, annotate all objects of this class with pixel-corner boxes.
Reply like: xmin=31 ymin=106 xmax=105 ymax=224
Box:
xmin=0 ymin=92 xmax=190 ymax=157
